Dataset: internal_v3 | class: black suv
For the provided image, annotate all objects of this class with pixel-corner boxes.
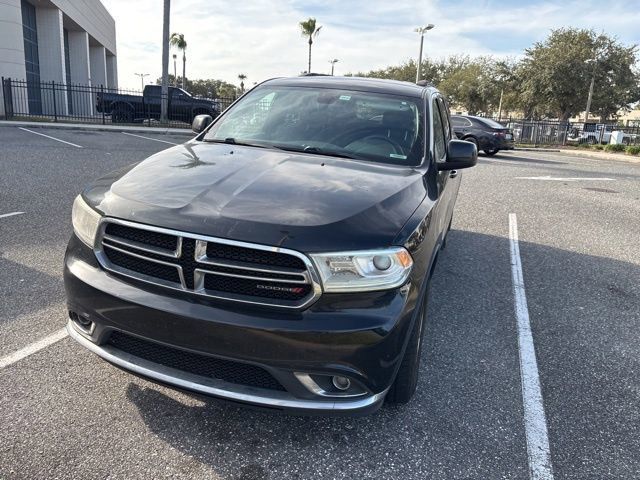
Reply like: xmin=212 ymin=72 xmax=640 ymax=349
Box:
xmin=451 ymin=115 xmax=514 ymax=156
xmin=65 ymin=76 xmax=476 ymax=414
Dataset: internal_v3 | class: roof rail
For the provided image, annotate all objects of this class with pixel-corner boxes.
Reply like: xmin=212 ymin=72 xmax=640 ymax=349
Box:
xmin=416 ymin=80 xmax=435 ymax=87
xmin=299 ymin=73 xmax=332 ymax=77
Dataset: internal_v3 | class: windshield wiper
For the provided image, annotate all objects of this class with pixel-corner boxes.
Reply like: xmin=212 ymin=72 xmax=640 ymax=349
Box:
xmin=203 ymin=138 xmax=269 ymax=149
xmin=271 ymin=144 xmax=359 ymax=160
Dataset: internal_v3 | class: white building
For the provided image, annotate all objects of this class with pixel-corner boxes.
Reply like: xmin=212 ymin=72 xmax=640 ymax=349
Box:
xmin=0 ymin=0 xmax=117 ymax=117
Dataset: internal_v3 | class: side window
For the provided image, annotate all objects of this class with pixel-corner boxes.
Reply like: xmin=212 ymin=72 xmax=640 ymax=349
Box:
xmin=437 ymin=97 xmax=451 ymax=141
xmin=432 ymin=99 xmax=446 ymax=161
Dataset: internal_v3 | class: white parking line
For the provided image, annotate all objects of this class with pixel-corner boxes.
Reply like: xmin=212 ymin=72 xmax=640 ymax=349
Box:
xmin=515 ymin=176 xmax=614 ymax=181
xmin=18 ymin=127 xmax=83 ymax=148
xmin=509 ymin=213 xmax=554 ymax=480
xmin=122 ymin=131 xmax=179 ymax=145
xmin=0 ymin=211 xmax=25 ymax=219
xmin=0 ymin=328 xmax=68 ymax=370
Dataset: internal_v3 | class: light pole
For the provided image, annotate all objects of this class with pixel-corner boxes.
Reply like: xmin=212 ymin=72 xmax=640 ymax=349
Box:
xmin=160 ymin=0 xmax=170 ymax=124
xmin=172 ymin=54 xmax=177 ymax=86
xmin=134 ymin=73 xmax=149 ymax=91
xmin=584 ymin=57 xmax=598 ymax=124
xmin=329 ymin=58 xmax=339 ymax=75
xmin=415 ymin=24 xmax=435 ymax=83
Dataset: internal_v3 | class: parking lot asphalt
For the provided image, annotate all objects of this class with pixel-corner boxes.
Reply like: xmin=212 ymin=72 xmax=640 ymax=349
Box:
xmin=1 ymin=126 xmax=638 ymax=479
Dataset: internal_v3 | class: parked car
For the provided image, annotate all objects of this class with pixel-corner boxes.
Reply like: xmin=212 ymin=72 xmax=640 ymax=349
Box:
xmin=96 ymin=85 xmax=220 ymax=124
xmin=65 ymin=76 xmax=476 ymax=414
xmin=451 ymin=115 xmax=514 ymax=155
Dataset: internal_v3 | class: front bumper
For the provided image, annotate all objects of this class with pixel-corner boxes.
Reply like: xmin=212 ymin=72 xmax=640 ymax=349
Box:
xmin=64 ymin=235 xmax=421 ymax=414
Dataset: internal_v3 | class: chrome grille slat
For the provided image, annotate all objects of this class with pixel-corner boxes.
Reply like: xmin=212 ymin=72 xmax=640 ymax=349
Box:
xmin=94 ymin=218 xmax=322 ymax=309
xmin=103 ymin=233 xmax=181 ymax=258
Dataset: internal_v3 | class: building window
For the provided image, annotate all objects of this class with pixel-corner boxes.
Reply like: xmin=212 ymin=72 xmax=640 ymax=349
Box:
xmin=64 ymin=28 xmax=73 ymax=114
xmin=21 ymin=0 xmax=42 ymax=114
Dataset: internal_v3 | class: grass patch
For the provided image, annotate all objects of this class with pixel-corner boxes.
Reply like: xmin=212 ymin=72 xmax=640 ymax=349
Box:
xmin=626 ymin=145 xmax=640 ymax=156
xmin=604 ymin=144 xmax=626 ymax=152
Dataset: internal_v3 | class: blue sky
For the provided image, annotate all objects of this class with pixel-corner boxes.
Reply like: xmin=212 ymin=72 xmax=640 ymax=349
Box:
xmin=102 ymin=0 xmax=640 ymax=89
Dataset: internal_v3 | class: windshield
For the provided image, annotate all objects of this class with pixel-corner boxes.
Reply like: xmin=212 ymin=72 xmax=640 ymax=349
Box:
xmin=204 ymin=85 xmax=425 ymax=166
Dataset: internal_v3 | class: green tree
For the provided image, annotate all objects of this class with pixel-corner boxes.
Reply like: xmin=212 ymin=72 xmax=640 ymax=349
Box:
xmin=169 ymin=33 xmax=187 ymax=89
xmin=438 ymin=56 xmax=501 ymax=115
xmin=238 ymin=73 xmax=247 ymax=93
xmin=299 ymin=18 xmax=322 ymax=73
xmin=156 ymin=76 xmax=237 ymax=99
xmin=518 ymin=28 xmax=640 ymax=121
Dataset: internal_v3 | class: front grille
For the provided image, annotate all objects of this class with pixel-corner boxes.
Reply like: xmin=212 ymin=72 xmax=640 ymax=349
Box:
xmin=107 ymin=331 xmax=285 ymax=391
xmin=96 ymin=220 xmax=319 ymax=308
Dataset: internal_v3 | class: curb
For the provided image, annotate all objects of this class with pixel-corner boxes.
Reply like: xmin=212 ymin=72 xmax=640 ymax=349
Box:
xmin=554 ymin=148 xmax=640 ymax=164
xmin=0 ymin=120 xmax=194 ymax=136
xmin=514 ymin=147 xmax=561 ymax=152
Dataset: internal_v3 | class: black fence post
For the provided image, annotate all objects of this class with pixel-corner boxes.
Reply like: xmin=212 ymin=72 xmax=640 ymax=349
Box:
xmin=52 ymin=81 xmax=57 ymax=122
xmin=101 ymin=85 xmax=105 ymax=125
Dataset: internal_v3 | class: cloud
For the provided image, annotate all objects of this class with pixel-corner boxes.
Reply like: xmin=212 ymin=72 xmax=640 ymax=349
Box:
xmin=101 ymin=0 xmax=640 ymax=90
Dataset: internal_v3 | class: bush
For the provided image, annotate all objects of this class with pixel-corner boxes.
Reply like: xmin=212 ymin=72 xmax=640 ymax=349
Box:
xmin=626 ymin=145 xmax=640 ymax=156
xmin=593 ymin=144 xmax=605 ymax=150
xmin=604 ymin=143 xmax=626 ymax=152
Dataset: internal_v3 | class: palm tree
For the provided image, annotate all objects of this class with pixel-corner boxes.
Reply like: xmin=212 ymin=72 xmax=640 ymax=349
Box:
xmin=169 ymin=33 xmax=187 ymax=89
xmin=299 ymin=18 xmax=322 ymax=73
xmin=238 ymin=73 xmax=247 ymax=93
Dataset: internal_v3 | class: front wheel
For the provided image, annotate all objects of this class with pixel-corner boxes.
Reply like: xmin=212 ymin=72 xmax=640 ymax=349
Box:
xmin=385 ymin=283 xmax=429 ymax=405
xmin=484 ymin=148 xmax=499 ymax=156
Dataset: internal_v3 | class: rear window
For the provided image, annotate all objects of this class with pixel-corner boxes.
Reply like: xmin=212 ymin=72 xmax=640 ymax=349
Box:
xmin=477 ymin=118 xmax=506 ymax=129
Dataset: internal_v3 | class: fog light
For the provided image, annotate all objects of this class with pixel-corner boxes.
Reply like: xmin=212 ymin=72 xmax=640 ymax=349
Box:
xmin=332 ymin=375 xmax=351 ymax=391
xmin=69 ymin=311 xmax=95 ymax=335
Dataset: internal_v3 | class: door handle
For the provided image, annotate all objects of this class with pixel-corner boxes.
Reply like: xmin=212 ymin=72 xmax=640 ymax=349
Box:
xmin=449 ymin=170 xmax=458 ymax=178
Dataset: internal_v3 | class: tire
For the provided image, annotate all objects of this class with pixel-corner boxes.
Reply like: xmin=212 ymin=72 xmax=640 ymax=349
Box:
xmin=484 ymin=148 xmax=499 ymax=156
xmin=464 ymin=136 xmax=478 ymax=150
xmin=385 ymin=281 xmax=430 ymax=405
xmin=112 ymin=105 xmax=133 ymax=124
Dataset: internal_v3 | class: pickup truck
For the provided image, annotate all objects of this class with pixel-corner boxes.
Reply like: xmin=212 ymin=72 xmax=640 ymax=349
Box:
xmin=66 ymin=76 xmax=477 ymax=414
xmin=96 ymin=85 xmax=221 ymax=124
xmin=568 ymin=123 xmax=637 ymax=145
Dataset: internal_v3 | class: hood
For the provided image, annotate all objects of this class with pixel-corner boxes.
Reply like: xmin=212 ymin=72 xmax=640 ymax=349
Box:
xmin=84 ymin=142 xmax=427 ymax=252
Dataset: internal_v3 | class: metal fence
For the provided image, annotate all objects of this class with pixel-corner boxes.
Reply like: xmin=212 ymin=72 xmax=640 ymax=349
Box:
xmin=484 ymin=116 xmax=640 ymax=146
xmin=1 ymin=77 xmax=236 ymax=128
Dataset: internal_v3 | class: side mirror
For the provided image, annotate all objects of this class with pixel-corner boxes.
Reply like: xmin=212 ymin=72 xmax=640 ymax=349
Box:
xmin=192 ymin=114 xmax=213 ymax=134
xmin=437 ymin=139 xmax=478 ymax=171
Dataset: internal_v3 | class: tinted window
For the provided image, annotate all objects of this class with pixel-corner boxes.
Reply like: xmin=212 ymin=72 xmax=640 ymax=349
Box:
xmin=437 ymin=97 xmax=451 ymax=141
xmin=432 ymin=99 xmax=446 ymax=160
xmin=205 ymin=86 xmax=425 ymax=166
xmin=476 ymin=118 xmax=506 ymax=129
xmin=451 ymin=116 xmax=471 ymax=127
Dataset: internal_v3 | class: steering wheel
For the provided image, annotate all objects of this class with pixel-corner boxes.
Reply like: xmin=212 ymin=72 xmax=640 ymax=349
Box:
xmin=354 ymin=135 xmax=404 ymax=154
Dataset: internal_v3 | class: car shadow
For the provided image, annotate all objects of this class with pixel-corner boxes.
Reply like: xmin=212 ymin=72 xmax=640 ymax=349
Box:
xmin=123 ymin=229 xmax=640 ymax=480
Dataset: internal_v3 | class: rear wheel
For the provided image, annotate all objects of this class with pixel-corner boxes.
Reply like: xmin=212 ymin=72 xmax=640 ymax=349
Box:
xmin=484 ymin=148 xmax=499 ymax=156
xmin=385 ymin=282 xmax=430 ymax=405
xmin=112 ymin=105 xmax=133 ymax=123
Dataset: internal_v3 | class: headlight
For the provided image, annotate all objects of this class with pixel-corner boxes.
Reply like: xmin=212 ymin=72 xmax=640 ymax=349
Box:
xmin=310 ymin=247 xmax=413 ymax=293
xmin=71 ymin=195 xmax=101 ymax=247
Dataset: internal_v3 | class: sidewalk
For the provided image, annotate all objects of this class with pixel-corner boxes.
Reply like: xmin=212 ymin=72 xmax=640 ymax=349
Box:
xmin=0 ymin=120 xmax=193 ymax=136
xmin=553 ymin=147 xmax=640 ymax=164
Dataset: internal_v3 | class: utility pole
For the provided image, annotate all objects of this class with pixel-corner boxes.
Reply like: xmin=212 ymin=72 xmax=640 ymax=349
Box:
xmin=160 ymin=0 xmax=170 ymax=124
xmin=329 ymin=59 xmax=339 ymax=76
xmin=415 ymin=24 xmax=435 ymax=83
xmin=134 ymin=73 xmax=149 ymax=91
xmin=584 ymin=75 xmax=595 ymax=124
xmin=497 ymin=88 xmax=504 ymax=121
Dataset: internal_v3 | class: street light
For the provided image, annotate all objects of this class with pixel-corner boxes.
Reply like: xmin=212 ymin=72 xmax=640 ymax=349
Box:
xmin=415 ymin=24 xmax=435 ymax=83
xmin=329 ymin=58 xmax=339 ymax=76
xmin=134 ymin=73 xmax=149 ymax=91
